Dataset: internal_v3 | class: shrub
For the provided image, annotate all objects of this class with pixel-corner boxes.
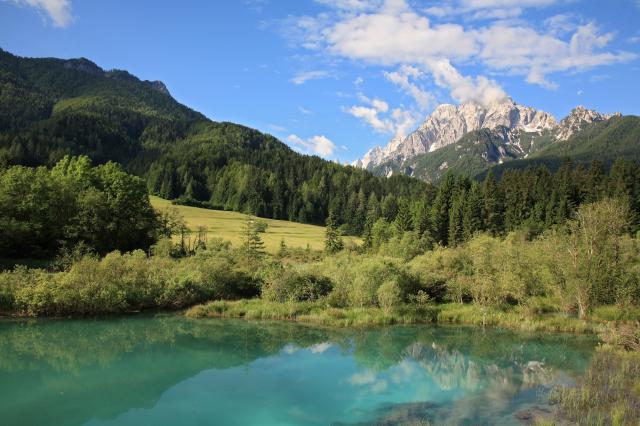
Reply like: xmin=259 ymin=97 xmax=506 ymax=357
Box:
xmin=377 ymin=280 xmax=401 ymax=313
xmin=262 ymin=268 xmax=332 ymax=303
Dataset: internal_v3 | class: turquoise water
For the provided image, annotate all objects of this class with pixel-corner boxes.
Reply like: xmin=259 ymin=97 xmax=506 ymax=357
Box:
xmin=0 ymin=316 xmax=596 ymax=426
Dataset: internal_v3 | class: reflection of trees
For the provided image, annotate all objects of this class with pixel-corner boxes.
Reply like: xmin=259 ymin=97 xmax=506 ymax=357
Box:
xmin=0 ymin=318 xmax=596 ymax=426
xmin=0 ymin=316 xmax=335 ymax=426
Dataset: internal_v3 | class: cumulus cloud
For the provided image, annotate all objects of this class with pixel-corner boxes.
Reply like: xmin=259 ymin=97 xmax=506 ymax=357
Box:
xmin=383 ymin=65 xmax=435 ymax=110
xmin=299 ymin=0 xmax=634 ymax=95
xmin=287 ymin=134 xmax=337 ymax=156
xmin=427 ymin=58 xmax=508 ymax=105
xmin=346 ymin=93 xmax=421 ymax=137
xmin=324 ymin=2 xmax=477 ymax=64
xmin=477 ymin=22 xmax=635 ymax=89
xmin=544 ymin=14 xmax=578 ymax=36
xmin=291 ymin=70 xmax=331 ymax=85
xmin=7 ymin=0 xmax=73 ymax=27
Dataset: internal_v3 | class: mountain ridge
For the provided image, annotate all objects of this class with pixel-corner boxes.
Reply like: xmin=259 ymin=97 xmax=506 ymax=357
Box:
xmin=355 ymin=98 xmax=625 ymax=181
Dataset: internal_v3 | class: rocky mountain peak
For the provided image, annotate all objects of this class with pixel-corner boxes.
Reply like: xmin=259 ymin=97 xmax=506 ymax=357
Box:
xmin=355 ymin=98 xmax=556 ymax=170
xmin=146 ymin=80 xmax=171 ymax=96
xmin=63 ymin=58 xmax=103 ymax=75
xmin=556 ymin=105 xmax=617 ymax=141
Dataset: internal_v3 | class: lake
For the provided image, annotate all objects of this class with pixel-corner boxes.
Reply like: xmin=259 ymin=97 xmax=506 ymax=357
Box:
xmin=0 ymin=315 xmax=597 ymax=426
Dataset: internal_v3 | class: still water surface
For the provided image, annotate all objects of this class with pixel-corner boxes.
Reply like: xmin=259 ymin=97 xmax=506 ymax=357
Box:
xmin=0 ymin=315 xmax=597 ymax=426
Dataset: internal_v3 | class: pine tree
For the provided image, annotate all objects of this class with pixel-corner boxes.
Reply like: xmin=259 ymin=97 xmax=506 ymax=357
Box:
xmin=325 ymin=210 xmax=344 ymax=254
xmin=277 ymin=238 xmax=288 ymax=258
xmin=431 ymin=172 xmax=455 ymax=245
xmin=366 ymin=193 xmax=381 ymax=223
xmin=381 ymin=194 xmax=398 ymax=222
xmin=482 ymin=171 xmax=504 ymax=237
xmin=362 ymin=215 xmax=373 ymax=250
xmin=241 ymin=215 xmax=265 ymax=261
xmin=448 ymin=188 xmax=465 ymax=246
xmin=462 ymin=181 xmax=483 ymax=241
xmin=394 ymin=200 xmax=413 ymax=234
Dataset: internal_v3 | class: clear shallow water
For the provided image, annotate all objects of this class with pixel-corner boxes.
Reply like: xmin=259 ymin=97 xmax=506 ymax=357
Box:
xmin=0 ymin=316 xmax=597 ymax=426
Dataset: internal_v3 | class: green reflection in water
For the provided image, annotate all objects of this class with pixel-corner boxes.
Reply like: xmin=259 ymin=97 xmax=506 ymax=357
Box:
xmin=0 ymin=316 xmax=596 ymax=426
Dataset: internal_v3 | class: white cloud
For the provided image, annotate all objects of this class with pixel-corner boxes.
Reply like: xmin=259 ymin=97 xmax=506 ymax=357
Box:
xmin=425 ymin=0 xmax=558 ymax=19
xmin=8 ymin=0 xmax=72 ymax=27
xmin=427 ymin=58 xmax=508 ymax=105
xmin=324 ymin=2 xmax=477 ymax=64
xmin=460 ymin=0 xmax=557 ymax=8
xmin=291 ymin=70 xmax=331 ymax=85
xmin=297 ymin=0 xmax=634 ymax=95
xmin=383 ymin=65 xmax=435 ymax=110
xmin=315 ymin=0 xmax=382 ymax=11
xmin=287 ymin=134 xmax=337 ymax=156
xmin=347 ymin=93 xmax=421 ymax=137
xmin=477 ymin=22 xmax=636 ymax=89
xmin=544 ymin=14 xmax=578 ymax=36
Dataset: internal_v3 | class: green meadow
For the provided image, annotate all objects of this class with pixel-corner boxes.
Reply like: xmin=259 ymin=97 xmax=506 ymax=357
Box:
xmin=150 ymin=196 xmax=359 ymax=252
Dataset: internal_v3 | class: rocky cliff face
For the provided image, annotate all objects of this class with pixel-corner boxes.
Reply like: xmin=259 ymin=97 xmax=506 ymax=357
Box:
xmin=355 ymin=98 xmax=556 ymax=170
xmin=354 ymin=99 xmax=617 ymax=176
xmin=555 ymin=105 xmax=619 ymax=141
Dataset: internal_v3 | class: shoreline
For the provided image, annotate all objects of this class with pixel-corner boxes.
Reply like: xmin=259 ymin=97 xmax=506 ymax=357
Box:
xmin=185 ymin=299 xmax=607 ymax=335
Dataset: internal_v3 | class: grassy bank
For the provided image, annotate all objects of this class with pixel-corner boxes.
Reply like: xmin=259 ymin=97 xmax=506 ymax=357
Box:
xmin=542 ymin=347 xmax=640 ymax=425
xmin=186 ymin=299 xmax=603 ymax=333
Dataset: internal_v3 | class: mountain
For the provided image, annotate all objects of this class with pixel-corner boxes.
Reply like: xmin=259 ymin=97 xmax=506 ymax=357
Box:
xmin=354 ymin=98 xmax=556 ymax=171
xmin=486 ymin=114 xmax=640 ymax=178
xmin=355 ymin=98 xmax=628 ymax=182
xmin=0 ymin=48 xmax=425 ymax=230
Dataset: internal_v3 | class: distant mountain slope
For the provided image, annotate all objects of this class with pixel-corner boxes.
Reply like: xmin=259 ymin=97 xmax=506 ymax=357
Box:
xmin=486 ymin=115 xmax=640 ymax=178
xmin=366 ymin=103 xmax=632 ymax=182
xmin=354 ymin=98 xmax=557 ymax=170
xmin=0 ymin=48 xmax=425 ymax=229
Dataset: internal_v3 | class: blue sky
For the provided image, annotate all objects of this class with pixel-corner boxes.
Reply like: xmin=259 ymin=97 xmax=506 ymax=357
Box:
xmin=1 ymin=0 xmax=639 ymax=163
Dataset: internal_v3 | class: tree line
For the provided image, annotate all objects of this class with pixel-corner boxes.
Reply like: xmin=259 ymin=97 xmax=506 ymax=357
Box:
xmin=0 ymin=156 xmax=161 ymax=259
xmin=356 ymin=158 xmax=640 ymax=252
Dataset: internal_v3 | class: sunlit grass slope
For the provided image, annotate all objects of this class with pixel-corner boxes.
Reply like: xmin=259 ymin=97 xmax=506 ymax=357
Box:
xmin=150 ymin=196 xmax=358 ymax=252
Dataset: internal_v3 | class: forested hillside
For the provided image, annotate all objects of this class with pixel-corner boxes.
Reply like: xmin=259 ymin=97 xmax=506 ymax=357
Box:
xmin=0 ymin=48 xmax=425 ymax=228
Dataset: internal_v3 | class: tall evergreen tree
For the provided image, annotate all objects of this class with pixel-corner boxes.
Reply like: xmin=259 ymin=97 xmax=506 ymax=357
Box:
xmin=325 ymin=210 xmax=344 ymax=254
xmin=448 ymin=188 xmax=466 ymax=246
xmin=241 ymin=215 xmax=266 ymax=261
xmin=462 ymin=181 xmax=483 ymax=240
xmin=431 ymin=173 xmax=455 ymax=245
xmin=394 ymin=200 xmax=413 ymax=234
xmin=482 ymin=170 xmax=504 ymax=237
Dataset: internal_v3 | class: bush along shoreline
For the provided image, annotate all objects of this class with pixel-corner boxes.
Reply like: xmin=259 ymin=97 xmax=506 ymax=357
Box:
xmin=1 ymin=198 xmax=638 ymax=335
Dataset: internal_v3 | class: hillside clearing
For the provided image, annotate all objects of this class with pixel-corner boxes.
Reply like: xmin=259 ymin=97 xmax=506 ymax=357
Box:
xmin=150 ymin=196 xmax=359 ymax=252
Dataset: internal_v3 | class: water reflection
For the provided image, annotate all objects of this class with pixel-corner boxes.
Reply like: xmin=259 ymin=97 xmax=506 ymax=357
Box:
xmin=0 ymin=316 xmax=596 ymax=426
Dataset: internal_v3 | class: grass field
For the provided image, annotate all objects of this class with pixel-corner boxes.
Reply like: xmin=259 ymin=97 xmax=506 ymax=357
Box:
xmin=150 ymin=196 xmax=358 ymax=252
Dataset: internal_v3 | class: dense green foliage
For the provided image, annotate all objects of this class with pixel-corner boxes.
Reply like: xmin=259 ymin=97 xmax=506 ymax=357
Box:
xmin=0 ymin=48 xmax=425 ymax=229
xmin=0 ymin=156 xmax=159 ymax=258
xmin=0 ymin=248 xmax=258 ymax=316
xmin=2 ymin=197 xmax=638 ymax=323
xmin=360 ymin=159 xmax=640 ymax=250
